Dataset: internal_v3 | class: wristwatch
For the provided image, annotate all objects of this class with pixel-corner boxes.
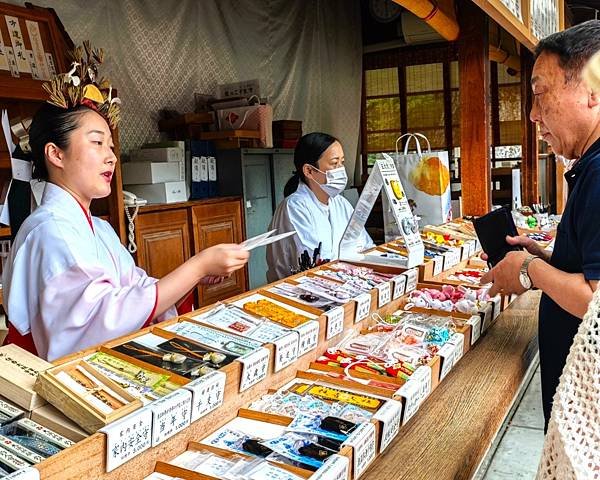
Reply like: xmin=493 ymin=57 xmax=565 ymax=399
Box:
xmin=519 ymin=255 xmax=539 ymax=290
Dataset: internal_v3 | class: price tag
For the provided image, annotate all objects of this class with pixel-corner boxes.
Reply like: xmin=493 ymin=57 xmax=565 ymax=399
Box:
xmin=3 ymin=468 xmax=39 ymax=480
xmin=491 ymin=295 xmax=502 ymax=320
xmin=376 ymin=281 xmax=391 ymax=307
xmin=185 ymin=370 xmax=226 ymax=422
xmin=395 ymin=365 xmax=432 ymax=425
xmin=325 ymin=306 xmax=345 ymax=340
xmin=475 ymin=238 xmax=482 ymax=251
xmin=438 ymin=342 xmax=455 ymax=381
xmin=100 ymin=407 xmax=153 ymax=472
xmin=432 ymin=256 xmax=443 ymax=276
xmin=238 ymin=347 xmax=270 ymax=391
xmin=467 ymin=315 xmax=482 ymax=345
xmin=468 ymin=240 xmax=477 ymax=257
xmin=481 ymin=304 xmax=493 ymax=332
xmin=448 ymin=332 xmax=465 ymax=364
xmin=392 ymin=274 xmax=407 ymax=299
xmin=461 ymin=244 xmax=470 ymax=261
xmin=353 ymin=293 xmax=372 ymax=323
xmin=344 ymin=422 xmax=376 ymax=478
xmin=309 ymin=454 xmax=349 ymax=480
xmin=404 ymin=268 xmax=418 ymax=293
xmin=373 ymin=399 xmax=402 ymax=452
xmin=150 ymin=389 xmax=192 ymax=446
xmin=295 ymin=320 xmax=320 ymax=356
xmin=273 ymin=331 xmax=299 ymax=371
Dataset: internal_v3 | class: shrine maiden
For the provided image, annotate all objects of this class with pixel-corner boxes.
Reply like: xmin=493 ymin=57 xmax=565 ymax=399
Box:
xmin=3 ymin=52 xmax=248 ymax=361
xmin=267 ymin=133 xmax=373 ymax=282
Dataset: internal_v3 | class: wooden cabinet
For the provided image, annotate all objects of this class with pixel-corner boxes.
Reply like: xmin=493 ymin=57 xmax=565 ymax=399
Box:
xmin=191 ymin=199 xmax=247 ymax=306
xmin=135 ymin=209 xmax=191 ymax=279
xmin=132 ymin=197 xmax=247 ymax=308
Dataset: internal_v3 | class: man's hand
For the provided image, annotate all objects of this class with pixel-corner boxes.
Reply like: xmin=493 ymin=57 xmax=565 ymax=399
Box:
xmin=480 ymin=250 xmax=531 ymax=297
xmin=505 ymin=235 xmax=550 ymax=260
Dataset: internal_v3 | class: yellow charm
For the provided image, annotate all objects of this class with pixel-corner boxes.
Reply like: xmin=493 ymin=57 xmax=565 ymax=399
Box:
xmin=83 ymin=84 xmax=104 ymax=103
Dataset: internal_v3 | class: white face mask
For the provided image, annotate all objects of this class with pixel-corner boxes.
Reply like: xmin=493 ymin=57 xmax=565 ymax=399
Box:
xmin=310 ymin=165 xmax=348 ymax=198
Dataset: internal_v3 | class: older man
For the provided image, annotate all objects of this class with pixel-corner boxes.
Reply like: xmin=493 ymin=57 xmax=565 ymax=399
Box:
xmin=481 ymin=20 xmax=600 ymax=429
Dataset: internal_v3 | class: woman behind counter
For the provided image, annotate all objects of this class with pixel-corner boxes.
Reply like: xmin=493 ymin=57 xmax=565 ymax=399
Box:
xmin=2 ymin=45 xmax=249 ymax=361
xmin=266 ymin=132 xmax=373 ymax=282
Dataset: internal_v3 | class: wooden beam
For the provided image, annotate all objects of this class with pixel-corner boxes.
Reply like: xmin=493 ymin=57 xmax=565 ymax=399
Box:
xmin=459 ymin=0 xmax=491 ymax=216
xmin=520 ymin=45 xmax=539 ymax=206
xmin=392 ymin=0 xmax=459 ymax=41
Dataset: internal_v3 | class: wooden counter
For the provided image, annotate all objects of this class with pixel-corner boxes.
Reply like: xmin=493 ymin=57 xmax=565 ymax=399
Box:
xmin=363 ymin=290 xmax=540 ymax=480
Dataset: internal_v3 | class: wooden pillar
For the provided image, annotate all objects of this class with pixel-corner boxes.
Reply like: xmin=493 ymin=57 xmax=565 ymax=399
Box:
xmin=459 ymin=0 xmax=491 ymax=215
xmin=520 ymin=45 xmax=539 ymax=206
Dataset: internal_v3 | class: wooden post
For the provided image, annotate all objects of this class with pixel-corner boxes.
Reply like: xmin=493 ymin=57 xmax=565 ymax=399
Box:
xmin=459 ymin=0 xmax=491 ymax=215
xmin=520 ymin=45 xmax=539 ymax=206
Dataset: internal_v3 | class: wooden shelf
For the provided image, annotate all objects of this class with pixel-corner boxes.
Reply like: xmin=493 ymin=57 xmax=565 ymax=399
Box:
xmin=136 ymin=196 xmax=242 ymax=214
xmin=0 ymin=226 xmax=11 ymax=237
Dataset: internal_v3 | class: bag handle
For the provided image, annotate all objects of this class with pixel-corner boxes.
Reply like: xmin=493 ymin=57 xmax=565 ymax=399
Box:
xmin=395 ymin=133 xmax=417 ymax=155
xmin=411 ymin=133 xmax=432 ymax=153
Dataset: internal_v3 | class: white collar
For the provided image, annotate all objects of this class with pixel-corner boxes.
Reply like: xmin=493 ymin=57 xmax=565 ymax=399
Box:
xmin=296 ymin=182 xmax=329 ymax=211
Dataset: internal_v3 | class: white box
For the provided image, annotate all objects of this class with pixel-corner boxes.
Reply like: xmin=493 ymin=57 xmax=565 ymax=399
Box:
xmin=122 ymin=161 xmax=182 ymax=185
xmin=131 ymin=147 xmax=183 ymax=163
xmin=126 ymin=181 xmax=187 ymax=204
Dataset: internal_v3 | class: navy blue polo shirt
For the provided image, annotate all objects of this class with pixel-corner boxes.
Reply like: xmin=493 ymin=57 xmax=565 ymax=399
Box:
xmin=538 ymin=136 xmax=600 ymax=429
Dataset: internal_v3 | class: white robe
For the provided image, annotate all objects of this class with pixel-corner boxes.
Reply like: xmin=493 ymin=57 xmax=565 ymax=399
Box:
xmin=2 ymin=183 xmax=176 ymax=361
xmin=266 ymin=182 xmax=374 ymax=282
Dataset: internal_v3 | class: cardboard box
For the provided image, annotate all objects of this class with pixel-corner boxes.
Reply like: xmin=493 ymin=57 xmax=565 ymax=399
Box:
xmin=131 ymin=146 xmax=184 ymax=163
xmin=122 ymin=161 xmax=183 ymax=185
xmin=0 ymin=344 xmax=51 ymax=410
xmin=30 ymin=404 xmax=88 ymax=443
xmin=126 ymin=181 xmax=187 ymax=204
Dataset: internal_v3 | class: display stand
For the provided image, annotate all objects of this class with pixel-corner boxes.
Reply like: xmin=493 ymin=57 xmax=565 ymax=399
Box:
xmin=339 ymin=154 xmax=424 ymax=268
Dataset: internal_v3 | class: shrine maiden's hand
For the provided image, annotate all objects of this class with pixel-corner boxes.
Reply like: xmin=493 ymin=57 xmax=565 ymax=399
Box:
xmin=197 ymin=244 xmax=250 ymax=277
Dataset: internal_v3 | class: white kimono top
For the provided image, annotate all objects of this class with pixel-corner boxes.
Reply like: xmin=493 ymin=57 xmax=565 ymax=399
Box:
xmin=3 ymin=183 xmax=176 ymax=361
xmin=266 ymin=182 xmax=374 ymax=282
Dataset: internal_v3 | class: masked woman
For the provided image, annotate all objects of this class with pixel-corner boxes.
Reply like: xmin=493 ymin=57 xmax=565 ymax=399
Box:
xmin=266 ymin=132 xmax=373 ymax=282
xmin=2 ymin=45 xmax=249 ymax=361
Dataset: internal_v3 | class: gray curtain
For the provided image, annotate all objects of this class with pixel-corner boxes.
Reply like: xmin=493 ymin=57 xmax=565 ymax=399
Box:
xmin=9 ymin=0 xmax=363 ymax=179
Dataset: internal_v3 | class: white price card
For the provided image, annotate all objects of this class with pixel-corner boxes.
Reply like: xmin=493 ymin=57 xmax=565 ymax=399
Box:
xmin=325 ymin=306 xmax=345 ymax=340
xmin=468 ymin=240 xmax=477 ymax=257
xmin=238 ymin=347 xmax=270 ymax=391
xmin=373 ymin=398 xmax=402 ymax=452
xmin=3 ymin=468 xmax=39 ymax=480
xmin=295 ymin=320 xmax=320 ymax=356
xmin=353 ymin=293 xmax=372 ymax=323
xmin=481 ymin=305 xmax=493 ymax=332
xmin=442 ymin=251 xmax=454 ymax=271
xmin=376 ymin=281 xmax=391 ymax=307
xmin=491 ymin=295 xmax=502 ymax=320
xmin=273 ymin=331 xmax=299 ymax=371
xmin=448 ymin=332 xmax=465 ymax=364
xmin=392 ymin=274 xmax=407 ymax=299
xmin=404 ymin=268 xmax=419 ymax=293
xmin=461 ymin=244 xmax=470 ymax=261
xmin=467 ymin=314 xmax=482 ymax=345
xmin=308 ymin=454 xmax=350 ymax=480
xmin=185 ymin=370 xmax=226 ymax=422
xmin=438 ymin=342 xmax=455 ymax=381
xmin=432 ymin=256 xmax=443 ymax=276
xmin=395 ymin=365 xmax=432 ymax=425
xmin=100 ymin=407 xmax=153 ymax=472
xmin=150 ymin=389 xmax=192 ymax=446
xmin=344 ymin=422 xmax=376 ymax=478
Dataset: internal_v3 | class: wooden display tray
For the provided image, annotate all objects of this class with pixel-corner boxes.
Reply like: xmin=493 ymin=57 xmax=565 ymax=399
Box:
xmin=154 ymin=441 xmax=317 ymax=479
xmin=34 ymin=359 xmax=143 ymax=434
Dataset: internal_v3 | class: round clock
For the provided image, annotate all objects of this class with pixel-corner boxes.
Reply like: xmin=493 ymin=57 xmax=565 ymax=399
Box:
xmin=369 ymin=0 xmax=403 ymax=23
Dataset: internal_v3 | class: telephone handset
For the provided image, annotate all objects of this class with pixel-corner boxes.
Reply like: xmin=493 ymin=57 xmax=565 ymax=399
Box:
xmin=123 ymin=191 xmax=147 ymax=253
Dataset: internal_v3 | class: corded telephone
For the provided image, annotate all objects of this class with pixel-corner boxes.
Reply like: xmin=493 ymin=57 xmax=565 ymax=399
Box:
xmin=123 ymin=191 xmax=147 ymax=253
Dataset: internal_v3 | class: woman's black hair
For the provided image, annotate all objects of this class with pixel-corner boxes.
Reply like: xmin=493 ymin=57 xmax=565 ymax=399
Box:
xmin=283 ymin=132 xmax=338 ymax=197
xmin=28 ymin=103 xmax=91 ymax=180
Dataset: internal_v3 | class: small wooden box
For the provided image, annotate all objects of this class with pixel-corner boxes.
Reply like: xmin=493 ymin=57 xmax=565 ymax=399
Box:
xmin=34 ymin=359 xmax=143 ymax=434
xmin=0 ymin=344 xmax=52 ymax=410
xmin=30 ymin=404 xmax=89 ymax=443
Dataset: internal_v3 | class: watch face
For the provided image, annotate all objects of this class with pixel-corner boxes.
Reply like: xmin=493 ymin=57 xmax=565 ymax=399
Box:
xmin=519 ymin=272 xmax=532 ymax=289
xmin=369 ymin=0 xmax=403 ymax=23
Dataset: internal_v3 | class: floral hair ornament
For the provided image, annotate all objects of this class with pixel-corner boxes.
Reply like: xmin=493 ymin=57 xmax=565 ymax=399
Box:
xmin=42 ymin=41 xmax=121 ymax=128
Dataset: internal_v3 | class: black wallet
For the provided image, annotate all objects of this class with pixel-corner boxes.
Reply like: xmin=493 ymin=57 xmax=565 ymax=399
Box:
xmin=473 ymin=206 xmax=522 ymax=267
